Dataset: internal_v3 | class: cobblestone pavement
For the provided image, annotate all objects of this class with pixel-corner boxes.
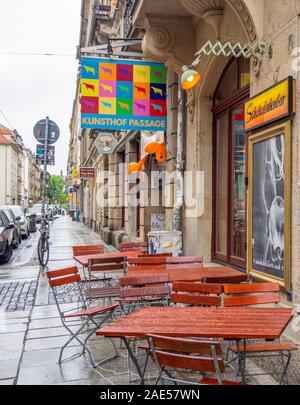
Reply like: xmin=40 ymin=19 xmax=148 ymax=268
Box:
xmin=0 ymin=281 xmax=38 ymax=312
xmin=0 ymin=215 xmax=299 ymax=386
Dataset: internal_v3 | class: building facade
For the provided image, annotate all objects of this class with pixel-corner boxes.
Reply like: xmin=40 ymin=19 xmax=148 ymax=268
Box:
xmin=0 ymin=124 xmax=41 ymax=207
xmin=70 ymin=0 xmax=300 ymax=306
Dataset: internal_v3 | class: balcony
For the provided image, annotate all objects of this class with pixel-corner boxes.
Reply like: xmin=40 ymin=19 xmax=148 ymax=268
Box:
xmin=124 ymin=0 xmax=138 ymax=37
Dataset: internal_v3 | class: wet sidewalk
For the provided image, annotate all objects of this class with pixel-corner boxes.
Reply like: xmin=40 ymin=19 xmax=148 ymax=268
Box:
xmin=0 ymin=216 xmax=129 ymax=385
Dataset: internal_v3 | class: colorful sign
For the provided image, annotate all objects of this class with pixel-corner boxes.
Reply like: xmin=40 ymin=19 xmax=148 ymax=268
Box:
xmin=245 ymin=77 xmax=294 ymax=132
xmin=80 ymin=167 xmax=95 ymax=179
xmin=72 ymin=169 xmax=80 ymax=180
xmin=80 ymin=57 xmax=167 ymax=131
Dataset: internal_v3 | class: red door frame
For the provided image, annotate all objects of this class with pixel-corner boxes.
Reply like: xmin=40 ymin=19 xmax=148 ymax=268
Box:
xmin=212 ymin=84 xmax=250 ymax=269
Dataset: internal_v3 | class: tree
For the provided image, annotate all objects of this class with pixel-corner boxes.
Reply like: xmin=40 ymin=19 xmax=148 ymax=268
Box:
xmin=47 ymin=175 xmax=67 ymax=205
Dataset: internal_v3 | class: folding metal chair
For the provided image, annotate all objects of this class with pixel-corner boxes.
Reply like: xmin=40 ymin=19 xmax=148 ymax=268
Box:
xmin=46 ymin=266 xmax=119 ymax=367
xmin=118 ymin=275 xmax=171 ymax=383
xmin=147 ymin=335 xmax=245 ymax=385
xmin=223 ymin=282 xmax=297 ymax=384
xmin=84 ymin=257 xmax=126 ymax=306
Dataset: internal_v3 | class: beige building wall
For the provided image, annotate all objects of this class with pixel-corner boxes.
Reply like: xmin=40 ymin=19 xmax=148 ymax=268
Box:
xmin=132 ymin=0 xmax=300 ymax=303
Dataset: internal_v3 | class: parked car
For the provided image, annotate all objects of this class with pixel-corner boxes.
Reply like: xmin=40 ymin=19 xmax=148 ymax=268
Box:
xmin=9 ymin=206 xmax=30 ymax=239
xmin=0 ymin=209 xmax=15 ymax=263
xmin=0 ymin=206 xmax=21 ymax=248
xmin=26 ymin=204 xmax=44 ymax=223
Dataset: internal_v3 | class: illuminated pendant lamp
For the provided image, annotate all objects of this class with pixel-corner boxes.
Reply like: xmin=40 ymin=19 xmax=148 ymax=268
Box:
xmin=181 ymin=65 xmax=201 ymax=90
xmin=181 ymin=41 xmax=269 ymax=90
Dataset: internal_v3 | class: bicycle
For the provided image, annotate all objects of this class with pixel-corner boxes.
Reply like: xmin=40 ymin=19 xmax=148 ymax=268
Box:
xmin=38 ymin=216 xmax=50 ymax=267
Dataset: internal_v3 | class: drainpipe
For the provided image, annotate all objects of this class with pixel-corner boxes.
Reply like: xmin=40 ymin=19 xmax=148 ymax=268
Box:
xmin=172 ymin=83 xmax=185 ymax=231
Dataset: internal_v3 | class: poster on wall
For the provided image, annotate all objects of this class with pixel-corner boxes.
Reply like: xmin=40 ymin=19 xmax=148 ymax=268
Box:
xmin=80 ymin=57 xmax=167 ymax=131
xmin=151 ymin=213 xmax=166 ymax=231
xmin=248 ymin=121 xmax=291 ymax=290
xmin=252 ymin=134 xmax=284 ymax=278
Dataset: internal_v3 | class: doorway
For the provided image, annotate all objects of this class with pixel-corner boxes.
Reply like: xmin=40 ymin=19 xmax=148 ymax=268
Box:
xmin=212 ymin=58 xmax=250 ymax=268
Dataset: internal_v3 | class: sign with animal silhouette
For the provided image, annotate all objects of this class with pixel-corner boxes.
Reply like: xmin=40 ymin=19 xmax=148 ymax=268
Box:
xmin=80 ymin=57 xmax=167 ymax=130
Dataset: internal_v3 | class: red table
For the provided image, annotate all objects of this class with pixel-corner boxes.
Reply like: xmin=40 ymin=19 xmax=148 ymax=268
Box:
xmin=74 ymin=250 xmax=141 ymax=268
xmin=97 ymin=306 xmax=293 ymax=383
xmin=128 ymin=266 xmax=246 ymax=282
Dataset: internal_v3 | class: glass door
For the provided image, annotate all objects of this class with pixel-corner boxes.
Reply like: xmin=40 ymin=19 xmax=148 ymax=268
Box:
xmin=231 ymin=105 xmax=246 ymax=265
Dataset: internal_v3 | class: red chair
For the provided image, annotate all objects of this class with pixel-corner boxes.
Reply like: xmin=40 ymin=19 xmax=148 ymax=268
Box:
xmin=119 ymin=274 xmax=171 ymax=314
xmin=172 ymin=282 xmax=222 ymax=307
xmin=84 ymin=257 xmax=126 ymax=304
xmin=147 ymin=335 xmax=245 ymax=385
xmin=46 ymin=266 xmax=119 ymax=367
xmin=224 ymin=282 xmax=297 ymax=384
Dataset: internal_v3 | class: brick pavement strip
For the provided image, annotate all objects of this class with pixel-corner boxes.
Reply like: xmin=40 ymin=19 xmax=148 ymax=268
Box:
xmin=0 ymin=281 xmax=38 ymax=312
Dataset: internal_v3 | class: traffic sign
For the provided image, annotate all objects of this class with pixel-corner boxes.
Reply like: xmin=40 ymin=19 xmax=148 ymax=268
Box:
xmin=36 ymin=155 xmax=55 ymax=166
xmin=33 ymin=119 xmax=60 ymax=145
xmin=36 ymin=144 xmax=55 ymax=158
xmin=69 ymin=187 xmax=77 ymax=193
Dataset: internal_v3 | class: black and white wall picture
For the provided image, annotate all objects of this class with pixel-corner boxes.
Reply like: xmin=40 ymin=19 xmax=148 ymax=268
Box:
xmin=252 ymin=134 xmax=285 ymax=279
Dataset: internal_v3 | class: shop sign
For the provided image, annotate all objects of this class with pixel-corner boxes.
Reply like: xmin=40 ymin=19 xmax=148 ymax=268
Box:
xmin=245 ymin=77 xmax=295 ymax=132
xmin=72 ymin=169 xmax=80 ymax=180
xmin=80 ymin=57 xmax=167 ymax=131
xmin=80 ymin=167 xmax=95 ymax=179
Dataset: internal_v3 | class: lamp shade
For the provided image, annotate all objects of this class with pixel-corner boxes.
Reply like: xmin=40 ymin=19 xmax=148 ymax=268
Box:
xmin=181 ymin=65 xmax=201 ymax=90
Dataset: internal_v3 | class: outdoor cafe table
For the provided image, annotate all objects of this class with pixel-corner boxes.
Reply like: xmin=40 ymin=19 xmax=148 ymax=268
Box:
xmin=96 ymin=306 xmax=293 ymax=384
xmin=74 ymin=250 xmax=141 ymax=268
xmin=128 ymin=266 xmax=245 ymax=282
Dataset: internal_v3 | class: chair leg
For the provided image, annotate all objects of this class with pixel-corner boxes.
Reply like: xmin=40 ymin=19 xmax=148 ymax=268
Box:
xmin=59 ymin=320 xmax=92 ymax=364
xmin=280 ymin=352 xmax=291 ymax=385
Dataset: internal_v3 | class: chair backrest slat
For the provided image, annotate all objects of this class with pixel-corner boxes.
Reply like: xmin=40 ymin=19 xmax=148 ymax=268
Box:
xmin=46 ymin=267 xmax=78 ymax=279
xmin=223 ymin=282 xmax=281 ymax=307
xmin=204 ymin=275 xmax=248 ymax=284
xmin=223 ymin=282 xmax=280 ymax=294
xmin=155 ymin=351 xmax=221 ymax=373
xmin=72 ymin=245 xmax=104 ymax=256
xmin=120 ymin=285 xmax=170 ymax=299
xmin=89 ymin=257 xmax=126 ymax=273
xmin=173 ymin=282 xmax=222 ymax=295
xmin=119 ymin=242 xmax=148 ymax=249
xmin=89 ymin=257 xmax=125 ymax=264
xmin=128 ymin=265 xmax=166 ymax=273
xmin=120 ymin=274 xmax=169 ymax=287
xmin=48 ymin=274 xmax=81 ymax=288
xmin=148 ymin=335 xmax=222 ymax=355
xmin=148 ymin=335 xmax=225 ymax=374
xmin=172 ymin=293 xmax=221 ymax=307
xmin=128 ymin=257 xmax=166 ymax=266
xmin=167 ymin=256 xmax=203 ymax=266
xmin=90 ymin=264 xmax=125 ymax=272
xmin=224 ymin=293 xmax=280 ymax=307
xmin=139 ymin=253 xmax=172 ymax=257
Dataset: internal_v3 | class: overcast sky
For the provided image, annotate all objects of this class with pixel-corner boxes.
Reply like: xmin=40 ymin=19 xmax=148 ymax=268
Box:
xmin=0 ymin=0 xmax=81 ymax=175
